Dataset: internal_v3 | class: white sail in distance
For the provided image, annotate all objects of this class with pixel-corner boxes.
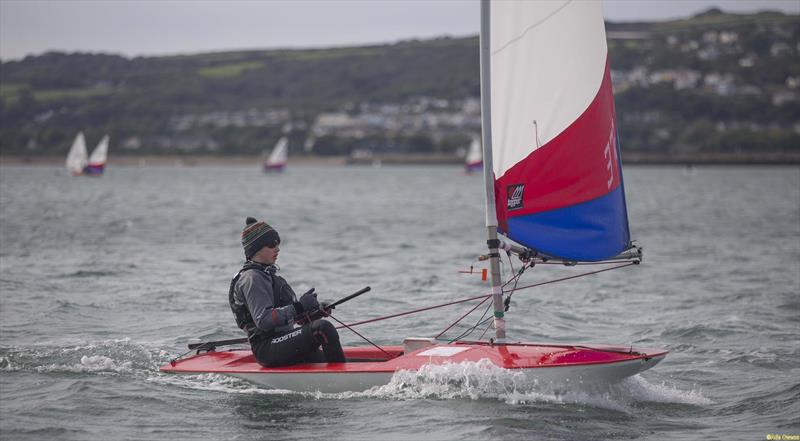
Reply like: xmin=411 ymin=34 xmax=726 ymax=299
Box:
xmin=88 ymin=135 xmax=109 ymax=166
xmin=65 ymin=132 xmax=88 ymax=175
xmin=266 ymin=136 xmax=289 ymax=167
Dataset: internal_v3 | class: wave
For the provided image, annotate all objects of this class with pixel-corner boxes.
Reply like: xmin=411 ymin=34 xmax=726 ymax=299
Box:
xmin=0 ymin=339 xmax=713 ymax=412
xmin=148 ymin=358 xmax=713 ymax=412
xmin=339 ymin=361 xmax=713 ymax=410
xmin=53 ymin=299 xmax=104 ymax=311
xmin=147 ymin=372 xmax=295 ymax=396
xmin=660 ymin=324 xmax=738 ymax=340
xmin=0 ymin=338 xmax=159 ymax=376
xmin=618 ymin=375 xmax=713 ymax=406
xmin=61 ymin=270 xmax=119 ymax=278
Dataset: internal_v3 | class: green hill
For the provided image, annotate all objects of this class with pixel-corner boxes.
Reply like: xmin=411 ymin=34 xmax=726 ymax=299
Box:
xmin=1 ymin=9 xmax=798 ymax=159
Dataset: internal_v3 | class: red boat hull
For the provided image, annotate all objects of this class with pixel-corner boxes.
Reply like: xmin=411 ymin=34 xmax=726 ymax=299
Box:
xmin=161 ymin=341 xmax=667 ymax=393
xmin=263 ymin=163 xmax=285 ymax=172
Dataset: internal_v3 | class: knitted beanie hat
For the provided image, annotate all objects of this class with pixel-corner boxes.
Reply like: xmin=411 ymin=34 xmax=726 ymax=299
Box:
xmin=241 ymin=217 xmax=280 ymax=259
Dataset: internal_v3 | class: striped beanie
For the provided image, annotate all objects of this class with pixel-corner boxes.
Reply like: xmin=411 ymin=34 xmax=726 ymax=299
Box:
xmin=241 ymin=217 xmax=280 ymax=259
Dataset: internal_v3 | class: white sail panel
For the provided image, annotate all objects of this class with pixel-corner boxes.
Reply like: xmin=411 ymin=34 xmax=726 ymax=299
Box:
xmin=490 ymin=0 xmax=608 ymax=177
xmin=65 ymin=132 xmax=88 ymax=175
xmin=466 ymin=135 xmax=482 ymax=165
xmin=267 ymin=137 xmax=289 ymax=166
xmin=88 ymin=135 xmax=109 ymax=165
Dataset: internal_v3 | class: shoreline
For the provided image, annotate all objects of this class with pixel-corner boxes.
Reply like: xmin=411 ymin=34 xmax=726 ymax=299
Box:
xmin=1 ymin=152 xmax=798 ymax=166
xmin=0 ymin=155 xmax=348 ymax=166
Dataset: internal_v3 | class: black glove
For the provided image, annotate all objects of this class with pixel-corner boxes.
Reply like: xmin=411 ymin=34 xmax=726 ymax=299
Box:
xmin=296 ymin=288 xmax=319 ymax=313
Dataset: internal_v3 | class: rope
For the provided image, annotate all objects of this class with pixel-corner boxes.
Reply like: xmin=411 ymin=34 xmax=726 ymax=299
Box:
xmin=335 ymin=293 xmax=492 ymax=329
xmin=477 ymin=316 xmax=494 ymax=340
xmin=447 ymin=258 xmax=528 ymax=342
xmin=532 ymin=260 xmax=640 ymax=266
xmin=326 ymin=313 xmax=392 ymax=358
xmin=434 ymin=255 xmax=529 ymax=341
xmin=435 ymin=295 xmax=492 ymax=339
xmin=333 ymin=261 xmax=636 ymax=342
xmin=443 ymin=260 xmax=633 ymax=343
xmin=503 ymin=262 xmax=637 ymax=294
xmin=450 ymin=305 xmax=493 ymax=343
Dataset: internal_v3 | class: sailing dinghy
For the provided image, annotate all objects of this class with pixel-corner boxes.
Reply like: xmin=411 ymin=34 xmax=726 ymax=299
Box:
xmin=65 ymin=132 xmax=89 ymax=176
xmin=65 ymin=132 xmax=109 ymax=176
xmin=263 ymin=136 xmax=288 ymax=172
xmin=161 ymin=0 xmax=667 ymax=393
xmin=84 ymin=134 xmax=109 ymax=176
xmin=464 ymin=135 xmax=483 ymax=173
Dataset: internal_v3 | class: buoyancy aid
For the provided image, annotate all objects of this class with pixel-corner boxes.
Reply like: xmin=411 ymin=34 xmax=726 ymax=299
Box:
xmin=228 ymin=261 xmax=297 ymax=340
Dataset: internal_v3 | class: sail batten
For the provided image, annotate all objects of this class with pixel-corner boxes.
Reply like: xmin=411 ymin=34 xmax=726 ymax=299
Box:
xmin=486 ymin=0 xmax=632 ymax=262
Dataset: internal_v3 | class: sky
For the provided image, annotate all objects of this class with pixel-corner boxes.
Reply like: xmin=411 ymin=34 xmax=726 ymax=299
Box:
xmin=1 ymin=0 xmax=798 ymax=61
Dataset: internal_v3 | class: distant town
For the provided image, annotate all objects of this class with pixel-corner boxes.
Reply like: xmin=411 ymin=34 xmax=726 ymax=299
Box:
xmin=1 ymin=8 xmax=798 ymax=163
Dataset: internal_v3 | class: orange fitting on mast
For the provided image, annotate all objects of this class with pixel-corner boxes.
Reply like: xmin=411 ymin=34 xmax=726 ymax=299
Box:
xmin=481 ymin=268 xmax=488 ymax=281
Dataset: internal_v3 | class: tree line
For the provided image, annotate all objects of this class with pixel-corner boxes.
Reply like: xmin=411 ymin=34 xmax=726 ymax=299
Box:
xmin=1 ymin=9 xmax=797 ymax=157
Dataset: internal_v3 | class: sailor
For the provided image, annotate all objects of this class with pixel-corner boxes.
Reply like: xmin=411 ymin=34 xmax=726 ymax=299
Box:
xmin=229 ymin=217 xmax=345 ymax=366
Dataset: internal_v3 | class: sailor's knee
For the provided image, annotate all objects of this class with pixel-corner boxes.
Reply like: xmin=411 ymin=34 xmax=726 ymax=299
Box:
xmin=312 ymin=319 xmax=339 ymax=340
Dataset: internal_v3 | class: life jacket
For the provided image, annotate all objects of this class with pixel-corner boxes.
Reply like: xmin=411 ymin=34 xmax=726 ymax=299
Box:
xmin=228 ymin=261 xmax=296 ymax=340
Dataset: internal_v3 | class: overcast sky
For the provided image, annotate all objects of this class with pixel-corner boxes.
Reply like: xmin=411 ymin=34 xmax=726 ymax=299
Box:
xmin=1 ymin=0 xmax=798 ymax=61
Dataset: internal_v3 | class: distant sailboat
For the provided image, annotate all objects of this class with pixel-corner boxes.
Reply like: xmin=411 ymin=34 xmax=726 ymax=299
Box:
xmin=84 ymin=135 xmax=109 ymax=176
xmin=263 ymin=136 xmax=288 ymax=172
xmin=464 ymin=135 xmax=483 ymax=173
xmin=65 ymin=132 xmax=88 ymax=176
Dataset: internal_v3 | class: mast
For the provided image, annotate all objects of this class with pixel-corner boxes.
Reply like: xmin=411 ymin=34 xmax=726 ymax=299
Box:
xmin=479 ymin=0 xmax=506 ymax=343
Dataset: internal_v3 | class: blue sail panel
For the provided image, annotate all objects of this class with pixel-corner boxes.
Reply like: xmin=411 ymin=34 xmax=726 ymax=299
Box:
xmin=505 ymin=185 xmax=630 ymax=261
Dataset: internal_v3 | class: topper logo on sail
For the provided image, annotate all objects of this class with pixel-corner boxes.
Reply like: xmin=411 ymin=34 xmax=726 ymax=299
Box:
xmin=507 ymin=184 xmax=524 ymax=210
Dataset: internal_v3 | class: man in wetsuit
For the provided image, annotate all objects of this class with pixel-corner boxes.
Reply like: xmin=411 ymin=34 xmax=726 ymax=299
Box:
xmin=229 ymin=217 xmax=345 ymax=366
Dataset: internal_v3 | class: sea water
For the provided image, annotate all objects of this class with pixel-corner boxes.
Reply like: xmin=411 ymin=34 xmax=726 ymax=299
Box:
xmin=0 ymin=164 xmax=798 ymax=440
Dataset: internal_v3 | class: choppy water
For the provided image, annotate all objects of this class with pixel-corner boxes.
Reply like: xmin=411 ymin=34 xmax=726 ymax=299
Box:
xmin=0 ymin=164 xmax=798 ymax=440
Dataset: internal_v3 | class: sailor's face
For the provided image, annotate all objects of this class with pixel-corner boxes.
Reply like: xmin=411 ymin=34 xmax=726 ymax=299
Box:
xmin=259 ymin=244 xmax=279 ymax=264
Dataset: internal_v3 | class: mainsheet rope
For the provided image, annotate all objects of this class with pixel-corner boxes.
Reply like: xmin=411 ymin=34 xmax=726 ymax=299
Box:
xmin=335 ymin=294 xmax=492 ymax=330
xmin=326 ymin=312 xmax=393 ymax=358
xmin=335 ymin=260 xmax=637 ymax=336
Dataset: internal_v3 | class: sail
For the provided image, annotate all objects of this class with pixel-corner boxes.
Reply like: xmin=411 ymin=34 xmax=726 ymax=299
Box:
xmin=488 ymin=0 xmax=630 ymax=261
xmin=88 ymin=135 xmax=109 ymax=166
xmin=82 ymin=134 xmax=109 ymax=175
xmin=264 ymin=136 xmax=288 ymax=170
xmin=465 ymin=135 xmax=483 ymax=171
xmin=65 ymin=132 xmax=88 ymax=175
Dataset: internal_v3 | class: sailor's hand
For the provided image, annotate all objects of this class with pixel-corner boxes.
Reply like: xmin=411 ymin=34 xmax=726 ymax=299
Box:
xmin=299 ymin=289 xmax=320 ymax=312
xmin=294 ymin=300 xmax=334 ymax=326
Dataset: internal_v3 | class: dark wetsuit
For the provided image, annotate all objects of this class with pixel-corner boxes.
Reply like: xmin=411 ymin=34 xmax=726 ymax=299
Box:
xmin=229 ymin=261 xmax=344 ymax=366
